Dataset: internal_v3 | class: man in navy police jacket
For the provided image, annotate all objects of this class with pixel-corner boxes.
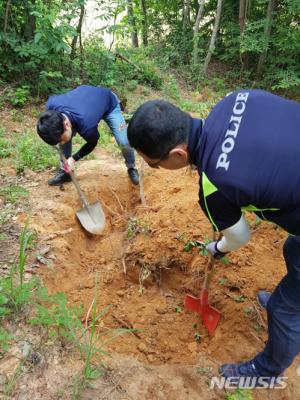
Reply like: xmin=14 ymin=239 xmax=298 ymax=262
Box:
xmin=37 ymin=85 xmax=139 ymax=185
xmin=127 ymin=89 xmax=300 ymax=383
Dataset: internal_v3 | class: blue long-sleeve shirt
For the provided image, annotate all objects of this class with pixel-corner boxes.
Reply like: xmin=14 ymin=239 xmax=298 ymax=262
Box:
xmin=46 ymin=85 xmax=118 ymax=159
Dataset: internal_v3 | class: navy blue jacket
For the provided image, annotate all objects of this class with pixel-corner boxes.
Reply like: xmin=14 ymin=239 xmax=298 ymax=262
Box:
xmin=46 ymin=85 xmax=118 ymax=143
xmin=188 ymin=89 xmax=300 ymax=234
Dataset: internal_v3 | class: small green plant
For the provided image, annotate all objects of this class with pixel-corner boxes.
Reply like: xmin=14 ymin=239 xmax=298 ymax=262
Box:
xmin=0 ymin=233 xmax=8 ymax=241
xmin=184 ymin=239 xmax=206 ymax=252
xmin=243 ymin=306 xmax=253 ymax=315
xmin=175 ymin=306 xmax=182 ymax=313
xmin=127 ymin=217 xmax=150 ymax=239
xmin=234 ymin=295 xmax=247 ymax=303
xmin=0 ymin=128 xmax=13 ymax=158
xmin=0 ymin=185 xmax=28 ymax=204
xmin=176 ymin=232 xmax=187 ymax=242
xmin=226 ymin=388 xmax=253 ymax=400
xmin=219 ymin=278 xmax=227 ymax=286
xmin=10 ymin=109 xmax=24 ymax=122
xmin=219 ymin=256 xmax=230 ymax=265
xmin=0 ymin=226 xmax=38 ymax=316
xmin=8 ymin=86 xmax=30 ymax=107
xmin=138 ymin=263 xmax=151 ymax=295
xmin=0 ymin=327 xmax=13 ymax=353
xmin=194 ymin=332 xmax=202 ymax=343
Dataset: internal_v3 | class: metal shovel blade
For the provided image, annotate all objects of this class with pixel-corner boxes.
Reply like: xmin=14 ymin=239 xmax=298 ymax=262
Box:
xmin=185 ymin=289 xmax=221 ymax=335
xmin=76 ymin=201 xmax=105 ymax=235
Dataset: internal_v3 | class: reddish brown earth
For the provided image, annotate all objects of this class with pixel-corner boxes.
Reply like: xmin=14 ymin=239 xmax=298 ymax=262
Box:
xmin=15 ymin=147 xmax=300 ymax=400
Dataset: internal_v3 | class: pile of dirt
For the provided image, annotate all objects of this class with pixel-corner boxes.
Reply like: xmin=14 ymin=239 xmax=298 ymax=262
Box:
xmin=18 ymin=148 xmax=300 ymax=399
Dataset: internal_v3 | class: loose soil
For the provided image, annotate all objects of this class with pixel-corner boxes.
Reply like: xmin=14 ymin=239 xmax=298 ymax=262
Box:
xmin=10 ymin=145 xmax=300 ymax=399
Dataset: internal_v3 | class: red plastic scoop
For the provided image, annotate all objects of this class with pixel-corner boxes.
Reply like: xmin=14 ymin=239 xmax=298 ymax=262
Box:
xmin=185 ymin=254 xmax=221 ymax=335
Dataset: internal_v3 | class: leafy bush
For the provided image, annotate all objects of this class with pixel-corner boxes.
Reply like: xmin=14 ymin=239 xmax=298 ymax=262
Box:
xmin=7 ymin=86 xmax=31 ymax=107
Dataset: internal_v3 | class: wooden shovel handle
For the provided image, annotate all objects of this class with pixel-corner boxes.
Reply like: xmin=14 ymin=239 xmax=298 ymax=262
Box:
xmin=57 ymin=146 xmax=90 ymax=209
xmin=202 ymin=230 xmax=221 ymax=291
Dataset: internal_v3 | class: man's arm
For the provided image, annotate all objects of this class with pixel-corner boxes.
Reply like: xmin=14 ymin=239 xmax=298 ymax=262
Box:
xmin=72 ymin=141 xmax=98 ymax=161
xmin=72 ymin=127 xmax=99 ymax=161
xmin=216 ymin=214 xmax=251 ymax=252
xmin=199 ymin=186 xmax=251 ymax=256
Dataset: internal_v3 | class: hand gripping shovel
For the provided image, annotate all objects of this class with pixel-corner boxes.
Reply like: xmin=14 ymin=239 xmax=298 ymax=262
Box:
xmin=184 ymin=232 xmax=221 ymax=335
xmin=59 ymin=147 xmax=105 ymax=235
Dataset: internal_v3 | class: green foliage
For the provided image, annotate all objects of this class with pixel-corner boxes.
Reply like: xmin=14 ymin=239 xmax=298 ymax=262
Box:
xmin=0 ymin=226 xmax=39 ymax=317
xmin=0 ymin=129 xmax=13 ymax=158
xmin=234 ymin=295 xmax=247 ymax=303
xmin=30 ymin=290 xmax=84 ymax=343
xmin=0 ymin=327 xmax=13 ymax=353
xmin=14 ymin=130 xmax=58 ymax=172
xmin=0 ymin=185 xmax=28 ymax=203
xmin=226 ymin=389 xmax=253 ymax=400
xmin=127 ymin=217 xmax=150 ymax=239
xmin=7 ymin=86 xmax=31 ymax=107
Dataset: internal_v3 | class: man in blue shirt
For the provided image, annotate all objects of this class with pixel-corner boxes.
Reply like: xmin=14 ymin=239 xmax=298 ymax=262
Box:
xmin=127 ymin=90 xmax=300 ymax=385
xmin=37 ymin=85 xmax=139 ymax=185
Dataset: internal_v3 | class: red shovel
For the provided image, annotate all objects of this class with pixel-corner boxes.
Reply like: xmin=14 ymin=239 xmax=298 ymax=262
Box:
xmin=185 ymin=234 xmax=221 ymax=335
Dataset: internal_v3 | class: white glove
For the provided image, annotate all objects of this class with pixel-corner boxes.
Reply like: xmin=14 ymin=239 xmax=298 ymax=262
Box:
xmin=63 ymin=157 xmax=75 ymax=173
xmin=206 ymin=241 xmax=228 ymax=259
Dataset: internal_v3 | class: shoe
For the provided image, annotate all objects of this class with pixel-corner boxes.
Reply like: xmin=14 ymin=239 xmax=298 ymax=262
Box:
xmin=48 ymin=169 xmax=71 ymax=186
xmin=257 ymin=291 xmax=272 ymax=310
xmin=219 ymin=360 xmax=281 ymax=388
xmin=128 ymin=168 xmax=139 ymax=185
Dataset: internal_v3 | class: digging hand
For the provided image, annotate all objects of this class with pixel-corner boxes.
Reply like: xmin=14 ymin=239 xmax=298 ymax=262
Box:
xmin=206 ymin=241 xmax=227 ymax=259
xmin=63 ymin=157 xmax=75 ymax=174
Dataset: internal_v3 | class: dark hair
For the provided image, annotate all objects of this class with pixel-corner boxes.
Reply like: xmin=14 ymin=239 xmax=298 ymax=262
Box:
xmin=128 ymin=100 xmax=191 ymax=159
xmin=36 ymin=110 xmax=65 ymax=145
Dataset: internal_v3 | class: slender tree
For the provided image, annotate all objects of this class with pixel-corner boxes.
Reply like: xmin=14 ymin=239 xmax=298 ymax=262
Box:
xmin=239 ymin=0 xmax=249 ymax=69
xmin=256 ymin=0 xmax=276 ymax=76
xmin=193 ymin=0 xmax=205 ymax=64
xmin=127 ymin=0 xmax=139 ymax=47
xmin=183 ymin=0 xmax=191 ymax=31
xmin=140 ymin=0 xmax=148 ymax=46
xmin=71 ymin=3 xmax=85 ymax=60
xmin=203 ymin=0 xmax=223 ymax=75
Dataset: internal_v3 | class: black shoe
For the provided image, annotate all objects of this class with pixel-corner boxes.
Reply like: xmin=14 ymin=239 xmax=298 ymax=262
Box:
xmin=128 ymin=168 xmax=139 ymax=185
xmin=48 ymin=169 xmax=72 ymax=186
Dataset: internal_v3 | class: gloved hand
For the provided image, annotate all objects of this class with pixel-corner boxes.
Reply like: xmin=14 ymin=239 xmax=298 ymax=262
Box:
xmin=63 ymin=157 xmax=75 ymax=174
xmin=206 ymin=241 xmax=228 ymax=259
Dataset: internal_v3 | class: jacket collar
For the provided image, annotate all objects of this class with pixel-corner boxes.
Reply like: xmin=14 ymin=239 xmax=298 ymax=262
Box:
xmin=187 ymin=118 xmax=204 ymax=167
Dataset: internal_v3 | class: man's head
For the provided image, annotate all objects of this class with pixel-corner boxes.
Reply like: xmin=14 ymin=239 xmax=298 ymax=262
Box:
xmin=37 ymin=110 xmax=72 ymax=145
xmin=128 ymin=100 xmax=191 ymax=170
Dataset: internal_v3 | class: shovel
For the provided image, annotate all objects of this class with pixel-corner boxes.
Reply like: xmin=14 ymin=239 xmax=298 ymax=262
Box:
xmin=58 ymin=147 xmax=105 ymax=235
xmin=184 ymin=232 xmax=221 ymax=335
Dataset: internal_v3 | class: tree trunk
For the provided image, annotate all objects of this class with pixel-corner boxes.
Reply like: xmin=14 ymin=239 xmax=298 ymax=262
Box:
xmin=24 ymin=1 xmax=36 ymax=41
xmin=140 ymin=0 xmax=148 ymax=46
xmin=256 ymin=0 xmax=276 ymax=76
xmin=203 ymin=0 xmax=223 ymax=76
xmin=183 ymin=0 xmax=191 ymax=30
xmin=193 ymin=0 xmax=205 ymax=64
xmin=127 ymin=0 xmax=139 ymax=48
xmin=4 ymin=0 xmax=11 ymax=33
xmin=71 ymin=4 xmax=85 ymax=60
xmin=239 ymin=0 xmax=249 ymax=69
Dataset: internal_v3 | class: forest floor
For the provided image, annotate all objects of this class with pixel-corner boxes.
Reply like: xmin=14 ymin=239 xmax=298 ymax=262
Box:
xmin=0 ymin=84 xmax=299 ymax=400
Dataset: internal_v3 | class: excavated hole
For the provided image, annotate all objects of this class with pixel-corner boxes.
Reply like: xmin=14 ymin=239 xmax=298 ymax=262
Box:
xmin=28 ymin=157 xmax=288 ymax=368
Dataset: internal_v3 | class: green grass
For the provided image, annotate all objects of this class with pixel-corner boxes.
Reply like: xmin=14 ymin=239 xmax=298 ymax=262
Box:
xmin=0 ymin=128 xmax=13 ymax=158
xmin=14 ymin=129 xmax=58 ymax=172
xmin=226 ymin=389 xmax=253 ymax=400
xmin=0 ymin=233 xmax=8 ymax=241
xmin=0 ymin=185 xmax=28 ymax=203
